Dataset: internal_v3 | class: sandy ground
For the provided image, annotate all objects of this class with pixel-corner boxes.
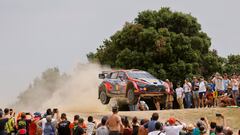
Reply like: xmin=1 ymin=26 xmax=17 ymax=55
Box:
xmin=67 ymin=107 xmax=240 ymax=134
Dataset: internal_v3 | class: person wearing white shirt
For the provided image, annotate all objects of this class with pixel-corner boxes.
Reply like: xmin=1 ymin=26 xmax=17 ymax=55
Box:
xmin=163 ymin=117 xmax=184 ymax=135
xmin=212 ymin=73 xmax=224 ymax=96
xmin=183 ymin=79 xmax=192 ymax=108
xmin=199 ymin=77 xmax=207 ymax=108
xmin=175 ymin=83 xmax=184 ymax=109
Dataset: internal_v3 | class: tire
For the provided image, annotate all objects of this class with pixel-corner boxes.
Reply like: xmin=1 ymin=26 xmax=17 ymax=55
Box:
xmin=127 ymin=88 xmax=138 ymax=105
xmin=99 ymin=90 xmax=110 ymax=104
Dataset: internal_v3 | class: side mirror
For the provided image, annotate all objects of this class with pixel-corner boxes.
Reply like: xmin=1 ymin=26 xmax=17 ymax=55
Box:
xmin=98 ymin=74 xmax=105 ymax=79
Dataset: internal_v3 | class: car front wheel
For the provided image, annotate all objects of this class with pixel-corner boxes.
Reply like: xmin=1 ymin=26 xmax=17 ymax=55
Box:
xmin=127 ymin=89 xmax=138 ymax=105
xmin=100 ymin=90 xmax=110 ymax=105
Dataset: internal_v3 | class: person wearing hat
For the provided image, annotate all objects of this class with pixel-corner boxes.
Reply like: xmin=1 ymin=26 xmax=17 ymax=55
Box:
xmin=138 ymin=100 xmax=149 ymax=111
xmin=163 ymin=117 xmax=184 ymax=135
xmin=29 ymin=112 xmax=42 ymax=135
xmin=106 ymin=106 xmax=123 ymax=135
xmin=186 ymin=124 xmax=194 ymax=135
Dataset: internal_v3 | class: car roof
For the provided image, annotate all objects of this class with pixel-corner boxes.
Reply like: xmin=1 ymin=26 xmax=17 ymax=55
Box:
xmin=110 ymin=69 xmax=143 ymax=72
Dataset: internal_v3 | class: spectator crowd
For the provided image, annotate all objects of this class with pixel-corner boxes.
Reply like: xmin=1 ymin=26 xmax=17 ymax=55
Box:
xmin=0 ymin=107 xmax=239 ymax=135
xmin=0 ymin=72 xmax=240 ymax=135
xmin=152 ymin=72 xmax=240 ymax=110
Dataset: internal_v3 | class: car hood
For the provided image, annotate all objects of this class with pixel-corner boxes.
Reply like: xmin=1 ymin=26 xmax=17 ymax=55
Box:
xmin=138 ymin=78 xmax=163 ymax=85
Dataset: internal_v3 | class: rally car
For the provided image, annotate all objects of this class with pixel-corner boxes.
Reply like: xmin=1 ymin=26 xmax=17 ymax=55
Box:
xmin=98 ymin=69 xmax=169 ymax=107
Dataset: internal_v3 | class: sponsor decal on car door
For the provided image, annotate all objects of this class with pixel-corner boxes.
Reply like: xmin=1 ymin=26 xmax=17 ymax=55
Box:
xmin=117 ymin=72 xmax=127 ymax=95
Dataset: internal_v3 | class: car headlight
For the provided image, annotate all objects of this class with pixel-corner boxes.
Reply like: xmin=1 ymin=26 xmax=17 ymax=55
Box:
xmin=136 ymin=82 xmax=147 ymax=91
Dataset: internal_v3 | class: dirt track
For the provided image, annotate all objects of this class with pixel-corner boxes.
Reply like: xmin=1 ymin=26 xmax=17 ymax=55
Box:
xmin=68 ymin=107 xmax=240 ymax=134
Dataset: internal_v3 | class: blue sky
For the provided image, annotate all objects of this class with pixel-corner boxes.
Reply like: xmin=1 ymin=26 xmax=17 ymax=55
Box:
xmin=0 ymin=0 xmax=239 ymax=106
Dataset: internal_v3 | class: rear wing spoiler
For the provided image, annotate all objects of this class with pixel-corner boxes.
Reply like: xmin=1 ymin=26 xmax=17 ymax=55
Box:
xmin=98 ymin=71 xmax=111 ymax=79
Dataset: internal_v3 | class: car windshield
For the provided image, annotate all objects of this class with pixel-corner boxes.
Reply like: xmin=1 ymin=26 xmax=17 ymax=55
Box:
xmin=127 ymin=71 xmax=156 ymax=79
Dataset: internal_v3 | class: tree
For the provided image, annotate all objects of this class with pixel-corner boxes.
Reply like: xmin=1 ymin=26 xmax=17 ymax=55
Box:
xmin=88 ymin=8 xmax=223 ymax=83
xmin=223 ymin=54 xmax=240 ymax=74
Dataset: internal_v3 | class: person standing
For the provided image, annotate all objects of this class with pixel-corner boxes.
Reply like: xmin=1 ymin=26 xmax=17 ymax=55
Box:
xmin=122 ymin=117 xmax=132 ymax=135
xmin=231 ymin=74 xmax=239 ymax=105
xmin=192 ymin=77 xmax=200 ymax=108
xmin=212 ymin=73 xmax=224 ymax=96
xmin=69 ymin=115 xmax=80 ymax=134
xmin=4 ymin=108 xmax=16 ymax=135
xmin=148 ymin=122 xmax=165 ymax=135
xmin=43 ymin=116 xmax=55 ymax=135
xmin=73 ymin=120 xmax=85 ymax=135
xmin=205 ymin=79 xmax=215 ymax=107
xmin=86 ymin=116 xmax=96 ymax=135
xmin=106 ymin=106 xmax=123 ymax=135
xmin=165 ymin=79 xmax=174 ymax=109
xmin=138 ymin=119 xmax=149 ymax=135
xmin=96 ymin=116 xmax=109 ymax=135
xmin=223 ymin=73 xmax=230 ymax=94
xmin=29 ymin=112 xmax=42 ymax=135
xmin=38 ymin=109 xmax=56 ymax=135
xmin=175 ymin=83 xmax=184 ymax=109
xmin=57 ymin=113 xmax=71 ymax=135
xmin=0 ymin=111 xmax=9 ymax=135
xmin=183 ymin=79 xmax=192 ymax=108
xmin=199 ymin=77 xmax=207 ymax=108
xmin=144 ymin=113 xmax=159 ymax=133
xmin=212 ymin=73 xmax=224 ymax=106
xmin=131 ymin=117 xmax=139 ymax=135
xmin=17 ymin=113 xmax=30 ymax=135
xmin=163 ymin=117 xmax=184 ymax=135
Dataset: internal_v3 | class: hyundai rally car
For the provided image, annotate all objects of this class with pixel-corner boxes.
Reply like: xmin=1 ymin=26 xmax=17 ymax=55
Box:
xmin=98 ymin=69 xmax=169 ymax=106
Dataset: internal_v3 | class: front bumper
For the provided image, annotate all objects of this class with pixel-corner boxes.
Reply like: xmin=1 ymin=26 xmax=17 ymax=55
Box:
xmin=135 ymin=84 xmax=166 ymax=97
xmin=139 ymin=93 xmax=164 ymax=97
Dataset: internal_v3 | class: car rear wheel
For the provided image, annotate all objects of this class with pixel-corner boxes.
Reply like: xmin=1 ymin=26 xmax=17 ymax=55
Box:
xmin=100 ymin=90 xmax=110 ymax=104
xmin=127 ymin=89 xmax=138 ymax=105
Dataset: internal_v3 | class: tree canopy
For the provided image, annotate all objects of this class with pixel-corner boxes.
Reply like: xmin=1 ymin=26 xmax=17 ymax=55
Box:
xmin=88 ymin=8 xmax=228 ymax=83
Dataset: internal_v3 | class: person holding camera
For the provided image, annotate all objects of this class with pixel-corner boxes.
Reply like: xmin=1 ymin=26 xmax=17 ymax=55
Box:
xmin=163 ymin=117 xmax=184 ymax=135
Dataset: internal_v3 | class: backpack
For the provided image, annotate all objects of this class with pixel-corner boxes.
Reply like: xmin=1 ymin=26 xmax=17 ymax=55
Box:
xmin=5 ymin=117 xmax=15 ymax=133
xmin=18 ymin=120 xmax=27 ymax=130
xmin=44 ymin=122 xmax=55 ymax=135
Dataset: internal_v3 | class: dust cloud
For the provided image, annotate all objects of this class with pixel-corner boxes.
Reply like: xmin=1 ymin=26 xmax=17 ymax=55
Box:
xmin=13 ymin=63 xmax=111 ymax=113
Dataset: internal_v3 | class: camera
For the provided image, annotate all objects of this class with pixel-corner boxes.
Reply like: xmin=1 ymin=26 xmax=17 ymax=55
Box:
xmin=216 ymin=113 xmax=222 ymax=117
